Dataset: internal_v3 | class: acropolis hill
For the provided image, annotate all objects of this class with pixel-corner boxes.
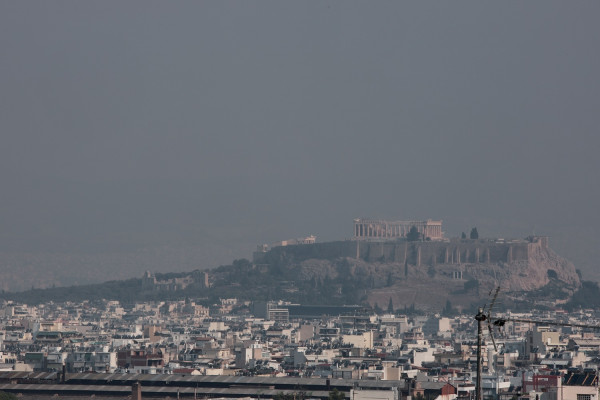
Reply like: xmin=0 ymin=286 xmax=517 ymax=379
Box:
xmin=256 ymin=235 xmax=578 ymax=283
xmin=2 ymin=220 xmax=582 ymax=310
xmin=253 ymin=219 xmax=581 ymax=310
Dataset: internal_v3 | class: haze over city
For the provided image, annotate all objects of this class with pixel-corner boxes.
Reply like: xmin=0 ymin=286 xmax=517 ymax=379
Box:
xmin=1 ymin=1 xmax=600 ymax=290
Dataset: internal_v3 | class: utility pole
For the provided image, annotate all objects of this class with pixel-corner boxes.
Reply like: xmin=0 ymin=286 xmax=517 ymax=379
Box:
xmin=475 ymin=307 xmax=487 ymax=400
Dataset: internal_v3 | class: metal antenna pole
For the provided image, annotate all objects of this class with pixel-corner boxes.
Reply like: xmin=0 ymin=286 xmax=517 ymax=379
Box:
xmin=475 ymin=307 xmax=486 ymax=400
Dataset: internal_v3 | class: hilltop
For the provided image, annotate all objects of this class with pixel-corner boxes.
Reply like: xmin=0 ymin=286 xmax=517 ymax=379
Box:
xmin=251 ymin=236 xmax=581 ymax=311
xmin=1 ymin=236 xmax=584 ymax=311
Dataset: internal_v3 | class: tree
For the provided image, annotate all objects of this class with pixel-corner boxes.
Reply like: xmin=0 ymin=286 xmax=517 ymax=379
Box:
xmin=274 ymin=393 xmax=295 ymax=400
xmin=461 ymin=232 xmax=467 ymax=239
xmin=442 ymin=299 xmax=455 ymax=316
xmin=387 ymin=297 xmax=394 ymax=313
xmin=407 ymin=226 xmax=420 ymax=241
xmin=275 ymin=390 xmax=310 ymax=400
xmin=566 ymin=281 xmax=600 ymax=310
xmin=373 ymin=302 xmax=383 ymax=314
xmin=329 ymin=389 xmax=345 ymax=400
xmin=470 ymin=227 xmax=479 ymax=239
xmin=403 ymin=303 xmax=417 ymax=315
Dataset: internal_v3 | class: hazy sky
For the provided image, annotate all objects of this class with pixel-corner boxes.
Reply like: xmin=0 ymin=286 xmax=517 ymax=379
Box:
xmin=2 ymin=2 xmax=600 ymax=287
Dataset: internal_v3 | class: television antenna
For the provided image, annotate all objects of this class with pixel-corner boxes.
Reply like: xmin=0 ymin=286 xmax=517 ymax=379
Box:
xmin=474 ymin=287 xmax=600 ymax=400
xmin=474 ymin=286 xmax=500 ymax=400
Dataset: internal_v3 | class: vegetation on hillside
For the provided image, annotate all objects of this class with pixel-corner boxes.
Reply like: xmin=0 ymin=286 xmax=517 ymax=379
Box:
xmin=0 ymin=391 xmax=18 ymax=400
xmin=406 ymin=226 xmax=420 ymax=241
xmin=1 ymin=255 xmax=374 ymax=306
xmin=565 ymin=281 xmax=600 ymax=310
xmin=470 ymin=227 xmax=479 ymax=239
xmin=0 ymin=241 xmax=585 ymax=311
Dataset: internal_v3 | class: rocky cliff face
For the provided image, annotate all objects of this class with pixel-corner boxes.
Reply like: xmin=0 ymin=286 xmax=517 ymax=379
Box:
xmin=529 ymin=242 xmax=581 ymax=287
xmin=293 ymin=239 xmax=581 ymax=310
xmin=464 ymin=245 xmax=580 ymax=292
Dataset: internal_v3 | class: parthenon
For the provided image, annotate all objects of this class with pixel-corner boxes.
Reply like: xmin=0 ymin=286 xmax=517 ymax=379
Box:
xmin=353 ymin=218 xmax=444 ymax=241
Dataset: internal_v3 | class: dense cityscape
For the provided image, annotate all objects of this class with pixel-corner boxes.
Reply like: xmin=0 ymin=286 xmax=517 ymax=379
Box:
xmin=0 ymin=221 xmax=597 ymax=400
xmin=3 ymin=2 xmax=599 ymax=400
xmin=1 ymin=289 xmax=600 ymax=399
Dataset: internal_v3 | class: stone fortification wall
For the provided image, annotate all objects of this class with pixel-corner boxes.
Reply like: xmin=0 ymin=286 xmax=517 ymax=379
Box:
xmin=254 ymin=237 xmax=548 ymax=267
xmin=357 ymin=239 xmax=538 ymax=266
xmin=254 ymin=236 xmax=578 ymax=294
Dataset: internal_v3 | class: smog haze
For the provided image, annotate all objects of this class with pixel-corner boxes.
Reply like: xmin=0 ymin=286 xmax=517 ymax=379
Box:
xmin=1 ymin=2 xmax=599 ymax=290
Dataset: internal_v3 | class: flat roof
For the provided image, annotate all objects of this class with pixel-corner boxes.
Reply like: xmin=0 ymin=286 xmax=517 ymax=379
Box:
xmin=0 ymin=371 xmax=404 ymax=390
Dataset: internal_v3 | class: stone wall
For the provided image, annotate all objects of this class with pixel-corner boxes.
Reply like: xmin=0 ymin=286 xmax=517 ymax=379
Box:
xmin=358 ymin=239 xmax=536 ymax=265
xmin=254 ymin=237 xmax=549 ymax=268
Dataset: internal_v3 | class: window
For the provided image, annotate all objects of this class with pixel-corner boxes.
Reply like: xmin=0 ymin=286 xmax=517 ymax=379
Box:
xmin=577 ymin=394 xmax=592 ymax=400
